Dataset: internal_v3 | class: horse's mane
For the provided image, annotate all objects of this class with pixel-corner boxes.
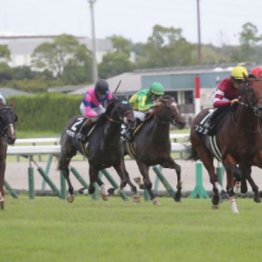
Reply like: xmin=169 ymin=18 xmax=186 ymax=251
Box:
xmin=95 ymin=97 xmax=119 ymax=125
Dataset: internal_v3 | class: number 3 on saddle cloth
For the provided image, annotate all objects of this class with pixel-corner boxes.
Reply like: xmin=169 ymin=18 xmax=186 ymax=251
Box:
xmin=65 ymin=117 xmax=94 ymax=142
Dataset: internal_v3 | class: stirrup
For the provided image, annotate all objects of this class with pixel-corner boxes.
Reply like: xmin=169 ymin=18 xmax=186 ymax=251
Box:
xmin=75 ymin=133 xmax=86 ymax=142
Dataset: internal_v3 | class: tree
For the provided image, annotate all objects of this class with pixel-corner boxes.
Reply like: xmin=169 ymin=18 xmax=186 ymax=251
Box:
xmin=0 ymin=45 xmax=11 ymax=63
xmin=135 ymin=24 xmax=194 ymax=68
xmin=99 ymin=52 xmax=134 ymax=79
xmin=98 ymin=35 xmax=135 ymax=78
xmin=31 ymin=34 xmax=92 ymax=81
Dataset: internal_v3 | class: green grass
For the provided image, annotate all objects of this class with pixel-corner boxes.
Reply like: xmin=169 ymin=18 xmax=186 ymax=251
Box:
xmin=1 ymin=196 xmax=262 ymax=262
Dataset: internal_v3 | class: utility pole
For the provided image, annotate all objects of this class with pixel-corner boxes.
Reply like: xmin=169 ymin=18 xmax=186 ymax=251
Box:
xmin=196 ymin=0 xmax=202 ymax=64
xmin=88 ymin=0 xmax=98 ymax=83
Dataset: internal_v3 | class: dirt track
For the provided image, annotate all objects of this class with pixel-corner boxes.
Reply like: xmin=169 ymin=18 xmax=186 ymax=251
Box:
xmin=5 ymin=158 xmax=262 ymax=195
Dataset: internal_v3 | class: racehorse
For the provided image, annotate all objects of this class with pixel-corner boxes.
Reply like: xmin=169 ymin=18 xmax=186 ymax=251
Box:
xmin=58 ymin=97 xmax=138 ymax=202
xmin=0 ymin=106 xmax=17 ymax=209
xmin=123 ymin=95 xmax=185 ymax=205
xmin=190 ymin=78 xmax=262 ymax=213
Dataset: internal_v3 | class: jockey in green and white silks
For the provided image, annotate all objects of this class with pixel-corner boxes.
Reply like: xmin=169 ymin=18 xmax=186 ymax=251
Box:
xmin=129 ymin=82 xmax=164 ymax=121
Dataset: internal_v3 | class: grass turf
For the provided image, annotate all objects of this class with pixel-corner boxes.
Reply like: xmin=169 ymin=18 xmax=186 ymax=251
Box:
xmin=0 ymin=196 xmax=262 ymax=262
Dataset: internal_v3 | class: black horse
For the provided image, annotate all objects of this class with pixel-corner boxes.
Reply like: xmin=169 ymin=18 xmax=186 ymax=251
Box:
xmin=190 ymin=78 xmax=262 ymax=213
xmin=58 ymin=97 xmax=138 ymax=202
xmin=0 ymin=106 xmax=17 ymax=209
xmin=123 ymin=95 xmax=185 ymax=205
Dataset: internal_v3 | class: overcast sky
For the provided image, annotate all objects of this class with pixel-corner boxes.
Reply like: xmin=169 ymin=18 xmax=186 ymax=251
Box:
xmin=0 ymin=0 xmax=262 ymax=46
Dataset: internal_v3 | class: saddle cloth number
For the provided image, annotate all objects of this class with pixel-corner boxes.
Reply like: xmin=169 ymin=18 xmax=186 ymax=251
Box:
xmin=66 ymin=117 xmax=85 ymax=137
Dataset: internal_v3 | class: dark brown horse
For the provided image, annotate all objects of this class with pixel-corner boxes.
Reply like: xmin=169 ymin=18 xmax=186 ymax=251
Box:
xmin=0 ymin=106 xmax=17 ymax=209
xmin=123 ymin=95 xmax=185 ymax=205
xmin=58 ymin=97 xmax=138 ymax=202
xmin=190 ymin=78 xmax=262 ymax=213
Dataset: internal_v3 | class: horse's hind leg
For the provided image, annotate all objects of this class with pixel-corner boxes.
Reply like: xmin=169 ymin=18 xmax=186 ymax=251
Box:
xmin=58 ymin=155 xmax=74 ymax=203
xmin=162 ymin=157 xmax=182 ymax=202
xmin=240 ymin=164 xmax=261 ymax=203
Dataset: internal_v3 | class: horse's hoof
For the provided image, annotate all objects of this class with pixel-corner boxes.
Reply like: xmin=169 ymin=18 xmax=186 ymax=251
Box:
xmin=107 ymin=188 xmax=115 ymax=196
xmin=133 ymin=194 xmax=141 ymax=203
xmin=67 ymin=194 xmax=74 ymax=203
xmin=174 ymin=193 xmax=181 ymax=202
xmin=134 ymin=177 xmax=142 ymax=185
xmin=212 ymin=204 xmax=219 ymax=210
xmin=101 ymin=194 xmax=109 ymax=201
xmin=254 ymin=196 xmax=261 ymax=203
xmin=152 ymin=198 xmax=160 ymax=206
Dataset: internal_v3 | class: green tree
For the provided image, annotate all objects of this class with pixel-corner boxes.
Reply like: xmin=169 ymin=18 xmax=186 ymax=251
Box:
xmin=98 ymin=35 xmax=135 ymax=78
xmin=0 ymin=45 xmax=11 ymax=63
xmin=135 ymin=24 xmax=194 ymax=68
xmin=31 ymin=34 xmax=92 ymax=82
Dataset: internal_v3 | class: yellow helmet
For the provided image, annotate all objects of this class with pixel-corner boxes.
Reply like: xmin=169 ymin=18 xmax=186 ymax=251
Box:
xmin=231 ymin=66 xmax=248 ymax=80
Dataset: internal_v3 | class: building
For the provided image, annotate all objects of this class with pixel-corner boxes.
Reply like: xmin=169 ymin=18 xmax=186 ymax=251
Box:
xmin=0 ymin=35 xmax=113 ymax=67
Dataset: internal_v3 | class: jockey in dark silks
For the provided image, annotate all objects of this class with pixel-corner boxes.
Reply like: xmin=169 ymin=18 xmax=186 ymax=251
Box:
xmin=76 ymin=79 xmax=113 ymax=142
xmin=205 ymin=65 xmax=249 ymax=136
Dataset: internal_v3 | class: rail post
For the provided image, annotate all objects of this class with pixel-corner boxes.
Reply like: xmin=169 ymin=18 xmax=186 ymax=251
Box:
xmin=153 ymin=165 xmax=176 ymax=197
xmin=28 ymin=158 xmax=35 ymax=199
xmin=190 ymin=160 xmax=209 ymax=199
xmin=4 ymin=181 xmax=18 ymax=198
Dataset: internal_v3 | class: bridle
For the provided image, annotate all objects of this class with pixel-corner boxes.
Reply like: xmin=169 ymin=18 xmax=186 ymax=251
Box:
xmin=237 ymin=80 xmax=262 ymax=119
xmin=106 ymin=99 xmax=133 ymax=125
xmin=155 ymin=98 xmax=182 ymax=126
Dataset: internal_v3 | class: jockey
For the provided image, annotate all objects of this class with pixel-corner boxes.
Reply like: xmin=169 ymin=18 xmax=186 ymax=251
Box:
xmin=76 ymin=79 xmax=113 ymax=142
xmin=250 ymin=66 xmax=262 ymax=79
xmin=204 ymin=65 xmax=248 ymax=135
xmin=122 ymin=82 xmax=164 ymax=142
xmin=129 ymin=81 xmax=164 ymax=122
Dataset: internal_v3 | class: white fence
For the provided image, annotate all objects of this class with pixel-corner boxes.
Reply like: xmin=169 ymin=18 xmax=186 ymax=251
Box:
xmin=8 ymin=134 xmax=190 ymax=156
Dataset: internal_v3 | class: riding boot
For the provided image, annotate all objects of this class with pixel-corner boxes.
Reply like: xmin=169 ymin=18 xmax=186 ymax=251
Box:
xmin=75 ymin=118 xmax=93 ymax=142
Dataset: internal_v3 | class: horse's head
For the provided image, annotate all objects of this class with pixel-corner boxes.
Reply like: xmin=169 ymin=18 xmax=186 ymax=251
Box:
xmin=0 ymin=107 xmax=17 ymax=145
xmin=239 ymin=78 xmax=262 ymax=119
xmin=106 ymin=97 xmax=135 ymax=127
xmin=154 ymin=95 xmax=185 ymax=129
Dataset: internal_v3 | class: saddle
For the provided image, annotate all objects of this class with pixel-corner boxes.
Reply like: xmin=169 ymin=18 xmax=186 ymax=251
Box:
xmin=65 ymin=117 xmax=95 ymax=142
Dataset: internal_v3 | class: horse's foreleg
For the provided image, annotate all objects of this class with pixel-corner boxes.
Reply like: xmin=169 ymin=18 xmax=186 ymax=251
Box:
xmin=136 ymin=161 xmax=158 ymax=205
xmin=113 ymin=161 xmax=140 ymax=202
xmin=162 ymin=158 xmax=182 ymax=202
xmin=89 ymin=166 xmax=108 ymax=201
xmin=0 ymin=160 xmax=6 ymax=210
xmin=224 ymin=156 xmax=240 ymax=214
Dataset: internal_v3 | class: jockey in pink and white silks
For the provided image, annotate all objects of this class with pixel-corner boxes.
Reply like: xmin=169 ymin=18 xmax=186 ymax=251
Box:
xmin=76 ymin=79 xmax=113 ymax=142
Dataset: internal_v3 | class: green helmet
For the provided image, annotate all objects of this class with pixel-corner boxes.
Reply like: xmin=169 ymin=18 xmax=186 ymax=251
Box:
xmin=149 ymin=82 xmax=164 ymax=96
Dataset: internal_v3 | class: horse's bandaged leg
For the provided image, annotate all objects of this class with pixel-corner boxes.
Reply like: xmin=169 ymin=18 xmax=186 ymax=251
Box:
xmin=229 ymin=196 xmax=239 ymax=214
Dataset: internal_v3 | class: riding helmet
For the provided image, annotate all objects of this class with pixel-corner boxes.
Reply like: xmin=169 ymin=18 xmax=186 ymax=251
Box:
xmin=250 ymin=66 xmax=262 ymax=79
xmin=149 ymin=82 xmax=164 ymax=96
xmin=231 ymin=66 xmax=248 ymax=80
xmin=95 ymin=79 xmax=109 ymax=95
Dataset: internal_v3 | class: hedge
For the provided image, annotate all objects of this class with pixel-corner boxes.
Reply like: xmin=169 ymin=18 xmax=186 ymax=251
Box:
xmin=7 ymin=93 xmax=83 ymax=132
